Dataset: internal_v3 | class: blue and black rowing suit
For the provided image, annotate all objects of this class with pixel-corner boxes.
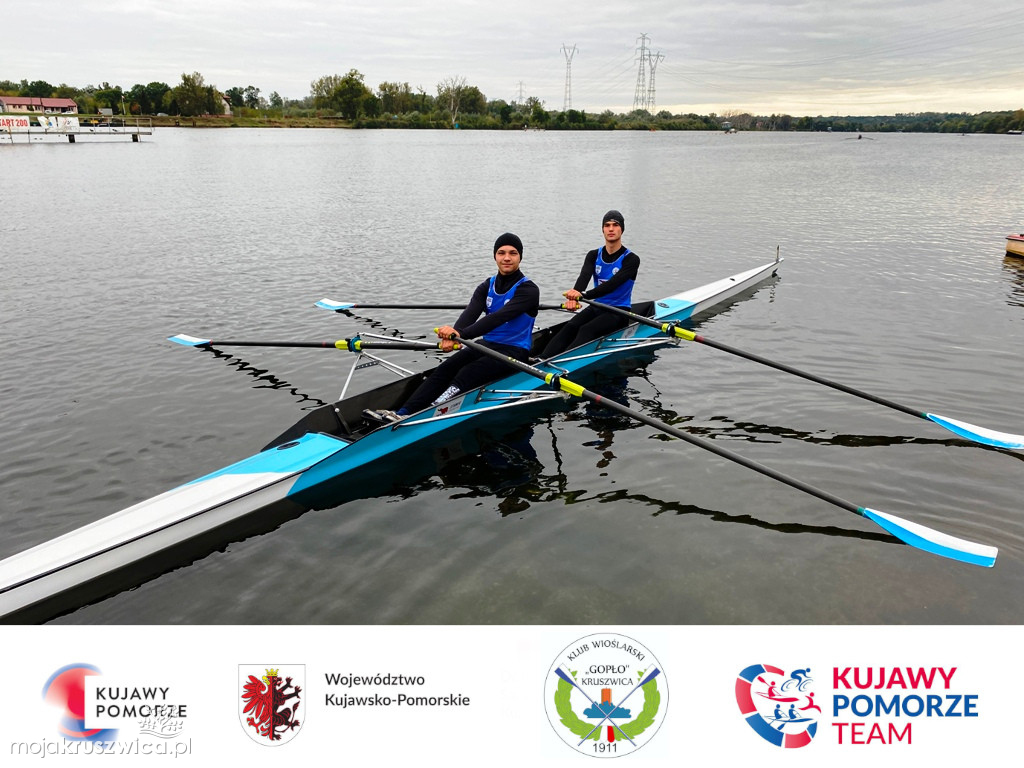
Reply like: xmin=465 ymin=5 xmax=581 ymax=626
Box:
xmin=397 ymin=269 xmax=539 ymax=415
xmin=539 ymin=244 xmax=641 ymax=358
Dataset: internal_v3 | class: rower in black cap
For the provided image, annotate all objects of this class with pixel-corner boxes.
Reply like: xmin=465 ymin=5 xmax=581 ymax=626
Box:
xmin=537 ymin=209 xmax=641 ymax=358
xmin=364 ymin=232 xmax=539 ymax=423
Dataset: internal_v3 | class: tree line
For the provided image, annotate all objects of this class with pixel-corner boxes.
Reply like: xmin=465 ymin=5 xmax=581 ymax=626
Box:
xmin=2 ymin=73 xmax=1022 ymax=134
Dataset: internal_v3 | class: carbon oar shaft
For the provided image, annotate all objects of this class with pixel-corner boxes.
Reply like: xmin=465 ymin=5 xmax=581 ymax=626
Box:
xmin=168 ymin=334 xmax=456 ymax=351
xmin=316 ymin=299 xmax=566 ymax=312
xmin=450 ymin=335 xmax=996 ymax=567
xmin=578 ymin=298 xmax=1024 ymax=450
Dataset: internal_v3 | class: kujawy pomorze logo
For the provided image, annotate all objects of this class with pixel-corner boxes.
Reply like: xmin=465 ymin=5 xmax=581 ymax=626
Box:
xmin=735 ymin=664 xmax=821 ymax=748
xmin=239 ymin=666 xmax=304 ymax=745
xmin=42 ymin=664 xmax=118 ymax=743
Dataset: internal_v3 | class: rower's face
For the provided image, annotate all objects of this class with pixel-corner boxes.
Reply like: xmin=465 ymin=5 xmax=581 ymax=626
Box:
xmin=494 ymin=245 xmax=522 ymax=275
xmin=603 ymin=221 xmax=622 ymax=244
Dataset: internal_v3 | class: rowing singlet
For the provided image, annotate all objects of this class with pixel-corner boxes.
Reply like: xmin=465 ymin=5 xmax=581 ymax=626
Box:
xmin=593 ymin=247 xmax=634 ymax=307
xmin=482 ymin=275 xmax=535 ymax=349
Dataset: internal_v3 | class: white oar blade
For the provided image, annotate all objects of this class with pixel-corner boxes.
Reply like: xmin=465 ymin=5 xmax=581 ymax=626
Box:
xmin=315 ymin=298 xmax=355 ymax=311
xmin=862 ymin=508 xmax=997 ymax=568
xmin=168 ymin=334 xmax=211 ymax=347
xmin=925 ymin=413 xmax=1024 ymax=450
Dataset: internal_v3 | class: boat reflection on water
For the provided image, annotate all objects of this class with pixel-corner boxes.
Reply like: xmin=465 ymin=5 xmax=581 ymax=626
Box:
xmin=1001 ymin=254 xmax=1024 ymax=309
xmin=20 ymin=353 xmax=914 ymax=624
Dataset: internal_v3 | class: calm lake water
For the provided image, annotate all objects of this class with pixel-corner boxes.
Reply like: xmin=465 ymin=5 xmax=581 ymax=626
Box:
xmin=2 ymin=128 xmax=1023 ymax=624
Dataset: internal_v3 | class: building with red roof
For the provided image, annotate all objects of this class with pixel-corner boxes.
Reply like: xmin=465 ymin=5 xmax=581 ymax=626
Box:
xmin=0 ymin=96 xmax=78 ymax=113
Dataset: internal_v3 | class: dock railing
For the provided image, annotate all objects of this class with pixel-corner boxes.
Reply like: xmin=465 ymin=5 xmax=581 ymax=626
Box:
xmin=0 ymin=114 xmax=154 ymax=144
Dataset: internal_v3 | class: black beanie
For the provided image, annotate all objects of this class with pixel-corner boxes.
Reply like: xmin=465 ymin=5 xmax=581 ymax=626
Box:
xmin=493 ymin=232 xmax=524 ymax=257
xmin=602 ymin=209 xmax=624 ymax=230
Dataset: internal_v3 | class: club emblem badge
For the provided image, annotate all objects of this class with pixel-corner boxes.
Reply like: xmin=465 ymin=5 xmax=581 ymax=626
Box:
xmin=544 ymin=633 xmax=668 ymax=757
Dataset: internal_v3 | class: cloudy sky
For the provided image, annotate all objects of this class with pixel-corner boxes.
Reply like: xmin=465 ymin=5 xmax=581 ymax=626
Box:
xmin=4 ymin=0 xmax=1023 ymax=116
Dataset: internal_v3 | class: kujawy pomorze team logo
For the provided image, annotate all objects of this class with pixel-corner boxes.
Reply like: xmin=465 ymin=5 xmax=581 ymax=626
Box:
xmin=238 ymin=666 xmax=304 ymax=745
xmin=735 ymin=664 xmax=821 ymax=748
xmin=544 ymin=633 xmax=667 ymax=757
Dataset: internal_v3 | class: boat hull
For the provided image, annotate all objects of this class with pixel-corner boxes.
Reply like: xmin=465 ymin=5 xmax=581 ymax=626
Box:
xmin=1006 ymin=234 xmax=1024 ymax=258
xmin=0 ymin=259 xmax=781 ymax=620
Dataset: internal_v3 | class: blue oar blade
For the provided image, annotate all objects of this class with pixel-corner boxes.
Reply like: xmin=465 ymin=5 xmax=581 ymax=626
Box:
xmin=554 ymin=668 xmax=575 ymax=684
xmin=168 ymin=334 xmax=211 ymax=347
xmin=925 ymin=413 xmax=1024 ymax=450
xmin=862 ymin=508 xmax=997 ymax=568
xmin=639 ymin=667 xmax=661 ymax=686
xmin=315 ymin=298 xmax=355 ymax=311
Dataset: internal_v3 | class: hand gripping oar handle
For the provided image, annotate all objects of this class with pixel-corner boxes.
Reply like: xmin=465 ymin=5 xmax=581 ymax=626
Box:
xmin=168 ymin=334 xmax=459 ymax=352
xmin=450 ymin=335 xmax=996 ymax=567
xmin=577 ymin=298 xmax=1024 ymax=451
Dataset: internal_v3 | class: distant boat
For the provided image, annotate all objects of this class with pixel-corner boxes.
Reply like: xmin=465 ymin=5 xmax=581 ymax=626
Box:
xmin=1007 ymin=234 xmax=1024 ymax=258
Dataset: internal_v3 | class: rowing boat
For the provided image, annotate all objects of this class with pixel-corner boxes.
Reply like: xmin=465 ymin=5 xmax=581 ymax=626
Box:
xmin=1006 ymin=234 xmax=1024 ymax=258
xmin=0 ymin=258 xmax=782 ymax=621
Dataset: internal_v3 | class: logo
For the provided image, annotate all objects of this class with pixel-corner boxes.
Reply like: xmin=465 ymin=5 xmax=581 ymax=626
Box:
xmin=42 ymin=664 xmax=118 ymax=743
xmin=239 ymin=666 xmax=304 ymax=745
xmin=544 ymin=633 xmax=667 ymax=757
xmin=735 ymin=664 xmax=820 ymax=748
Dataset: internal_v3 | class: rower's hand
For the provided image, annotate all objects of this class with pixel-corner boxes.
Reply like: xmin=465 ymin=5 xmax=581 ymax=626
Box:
xmin=436 ymin=325 xmax=460 ymax=352
xmin=563 ymin=289 xmax=582 ymax=312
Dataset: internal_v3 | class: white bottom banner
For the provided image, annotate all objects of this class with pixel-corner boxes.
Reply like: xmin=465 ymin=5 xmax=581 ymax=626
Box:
xmin=2 ymin=625 xmax=1014 ymax=765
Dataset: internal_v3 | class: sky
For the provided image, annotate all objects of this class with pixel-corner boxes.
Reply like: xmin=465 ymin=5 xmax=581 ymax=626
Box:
xmin=3 ymin=0 xmax=1023 ymax=116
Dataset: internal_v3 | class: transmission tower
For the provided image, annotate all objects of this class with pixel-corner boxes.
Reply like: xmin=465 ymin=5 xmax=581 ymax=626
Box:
xmin=632 ymin=34 xmax=650 ymax=111
xmin=646 ymin=51 xmax=664 ymax=112
xmin=514 ymin=81 xmax=526 ymax=110
xmin=561 ymin=44 xmax=578 ymax=111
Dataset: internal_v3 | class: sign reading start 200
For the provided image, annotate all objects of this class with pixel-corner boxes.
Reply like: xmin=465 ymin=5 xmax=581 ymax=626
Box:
xmin=0 ymin=116 xmax=32 ymax=131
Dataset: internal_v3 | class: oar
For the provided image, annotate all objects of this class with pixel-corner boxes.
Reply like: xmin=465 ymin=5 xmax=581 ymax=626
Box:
xmin=577 ymin=298 xmax=1024 ymax=451
xmin=577 ymin=667 xmax=661 ymax=745
xmin=447 ymin=334 xmax=997 ymax=567
xmin=316 ymin=298 xmax=567 ymax=312
xmin=553 ymin=668 xmax=635 ymax=745
xmin=168 ymin=334 xmax=458 ymax=352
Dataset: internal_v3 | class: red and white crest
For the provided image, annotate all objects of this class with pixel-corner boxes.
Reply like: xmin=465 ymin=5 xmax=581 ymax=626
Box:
xmin=238 ymin=665 xmax=304 ymax=746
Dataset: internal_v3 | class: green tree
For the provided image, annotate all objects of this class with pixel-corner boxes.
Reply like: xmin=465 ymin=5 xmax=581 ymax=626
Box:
xmin=311 ymin=74 xmax=343 ymax=110
xmin=174 ymin=72 xmax=213 ymax=116
xmin=93 ymin=85 xmax=124 ymax=111
xmin=144 ymin=82 xmax=171 ymax=113
xmin=310 ymin=71 xmax=371 ymax=118
xmin=21 ymin=80 xmax=54 ymax=97
xmin=243 ymin=85 xmax=261 ymax=109
xmin=334 ymin=70 xmax=370 ymax=119
xmin=378 ymin=81 xmax=414 ymax=114
xmin=461 ymin=86 xmax=486 ymax=116
xmin=225 ymin=87 xmax=245 ymax=108
xmin=530 ymin=100 xmax=549 ymax=125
